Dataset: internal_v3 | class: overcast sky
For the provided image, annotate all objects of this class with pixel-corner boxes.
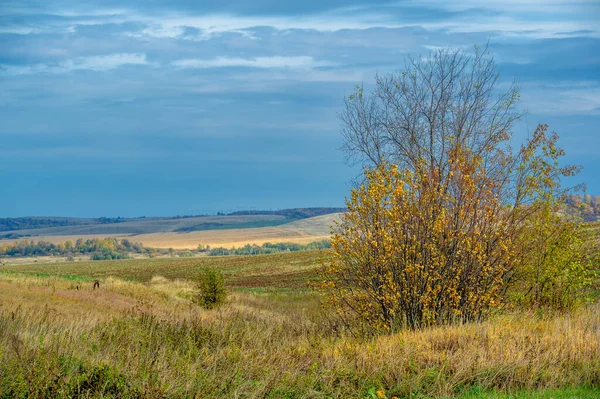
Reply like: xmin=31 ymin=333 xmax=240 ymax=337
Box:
xmin=1 ymin=0 xmax=599 ymax=217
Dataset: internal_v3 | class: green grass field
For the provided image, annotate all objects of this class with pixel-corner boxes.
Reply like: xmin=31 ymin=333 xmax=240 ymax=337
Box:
xmin=1 ymin=250 xmax=598 ymax=398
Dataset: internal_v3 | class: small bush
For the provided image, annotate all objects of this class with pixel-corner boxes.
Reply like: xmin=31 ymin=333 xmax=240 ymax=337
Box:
xmin=196 ymin=268 xmax=226 ymax=309
xmin=71 ymin=364 xmax=139 ymax=398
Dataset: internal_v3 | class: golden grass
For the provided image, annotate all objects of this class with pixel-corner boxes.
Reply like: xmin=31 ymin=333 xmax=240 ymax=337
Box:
xmin=280 ymin=213 xmax=342 ymax=236
xmin=1 ymin=273 xmax=598 ymax=398
xmin=134 ymin=228 xmax=329 ymax=249
xmin=0 ymin=230 xmax=326 ymax=250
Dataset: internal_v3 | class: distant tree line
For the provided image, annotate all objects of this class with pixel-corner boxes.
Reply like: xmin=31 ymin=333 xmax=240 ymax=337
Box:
xmin=207 ymin=240 xmax=330 ymax=256
xmin=0 ymin=217 xmax=127 ymax=233
xmin=95 ymin=217 xmax=127 ymax=224
xmin=0 ymin=238 xmax=331 ymax=260
xmin=228 ymin=208 xmax=346 ymax=219
xmin=0 ymin=218 xmax=81 ymax=232
xmin=0 ymin=238 xmax=155 ymax=260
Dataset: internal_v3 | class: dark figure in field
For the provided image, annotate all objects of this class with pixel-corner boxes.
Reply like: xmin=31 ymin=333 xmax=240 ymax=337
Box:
xmin=93 ymin=280 xmax=100 ymax=289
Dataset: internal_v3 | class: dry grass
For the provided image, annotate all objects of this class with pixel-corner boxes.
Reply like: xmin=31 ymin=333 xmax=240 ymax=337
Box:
xmin=280 ymin=213 xmax=342 ymax=236
xmin=0 ymin=272 xmax=598 ymax=398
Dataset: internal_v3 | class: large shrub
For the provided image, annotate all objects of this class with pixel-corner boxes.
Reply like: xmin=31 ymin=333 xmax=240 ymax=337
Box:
xmin=321 ymin=45 xmax=587 ymax=333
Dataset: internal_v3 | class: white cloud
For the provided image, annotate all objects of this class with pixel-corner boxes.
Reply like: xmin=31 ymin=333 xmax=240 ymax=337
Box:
xmin=124 ymin=12 xmax=398 ymax=39
xmin=54 ymin=8 xmax=130 ymax=18
xmin=411 ymin=0 xmax=599 ymax=14
xmin=172 ymin=56 xmax=336 ymax=70
xmin=66 ymin=53 xmax=149 ymax=71
xmin=522 ymin=81 xmax=600 ymax=115
xmin=0 ymin=26 xmax=42 ymax=35
xmin=427 ymin=19 xmax=600 ymax=39
xmin=113 ymin=13 xmax=592 ymax=43
xmin=3 ymin=2 xmax=600 ymax=40
xmin=1 ymin=53 xmax=149 ymax=75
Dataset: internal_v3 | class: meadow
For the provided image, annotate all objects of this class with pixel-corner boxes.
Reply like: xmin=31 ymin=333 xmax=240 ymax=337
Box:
xmin=1 ymin=250 xmax=599 ymax=398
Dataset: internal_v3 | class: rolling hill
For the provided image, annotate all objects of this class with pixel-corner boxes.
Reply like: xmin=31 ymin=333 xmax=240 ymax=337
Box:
xmin=0 ymin=209 xmax=344 ymax=250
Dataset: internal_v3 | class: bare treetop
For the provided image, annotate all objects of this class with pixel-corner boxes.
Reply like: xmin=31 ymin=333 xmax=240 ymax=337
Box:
xmin=340 ymin=44 xmax=521 ymax=174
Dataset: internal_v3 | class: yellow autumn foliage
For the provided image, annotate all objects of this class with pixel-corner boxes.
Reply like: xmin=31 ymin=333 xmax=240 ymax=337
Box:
xmin=320 ymin=125 xmax=591 ymax=333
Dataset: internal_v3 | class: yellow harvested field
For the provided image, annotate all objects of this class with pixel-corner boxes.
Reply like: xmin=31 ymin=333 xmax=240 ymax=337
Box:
xmin=128 ymin=228 xmax=330 ymax=249
xmin=0 ymin=230 xmax=328 ymax=249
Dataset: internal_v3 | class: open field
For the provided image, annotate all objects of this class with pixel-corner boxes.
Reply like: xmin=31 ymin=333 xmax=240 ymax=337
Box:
xmin=0 ymin=213 xmax=342 ymax=250
xmin=125 ymin=226 xmax=330 ymax=250
xmin=0 ymin=250 xmax=327 ymax=288
xmin=1 ymin=223 xmax=598 ymax=398
xmin=0 ymin=256 xmax=598 ymax=398
xmin=280 ymin=213 xmax=341 ymax=236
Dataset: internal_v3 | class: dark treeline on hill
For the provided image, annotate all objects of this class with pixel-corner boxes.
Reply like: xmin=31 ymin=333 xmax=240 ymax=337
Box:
xmin=566 ymin=195 xmax=600 ymax=221
xmin=0 ymin=217 xmax=127 ymax=233
xmin=207 ymin=240 xmax=331 ymax=256
xmin=0 ymin=238 xmax=156 ymax=260
xmin=0 ymin=218 xmax=82 ymax=233
xmin=228 ymin=207 xmax=346 ymax=219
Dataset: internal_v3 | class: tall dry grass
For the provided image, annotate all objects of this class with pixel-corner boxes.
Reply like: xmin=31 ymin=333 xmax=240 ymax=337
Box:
xmin=0 ymin=274 xmax=598 ymax=398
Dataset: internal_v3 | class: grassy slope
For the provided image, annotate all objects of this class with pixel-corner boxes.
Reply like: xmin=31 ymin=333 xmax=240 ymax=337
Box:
xmin=0 ymin=269 xmax=598 ymax=398
xmin=280 ymin=213 xmax=342 ymax=236
xmin=1 ymin=233 xmax=599 ymax=397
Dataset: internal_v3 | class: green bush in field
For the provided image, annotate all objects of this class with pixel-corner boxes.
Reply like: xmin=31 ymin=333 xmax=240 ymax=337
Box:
xmin=196 ymin=268 xmax=226 ymax=309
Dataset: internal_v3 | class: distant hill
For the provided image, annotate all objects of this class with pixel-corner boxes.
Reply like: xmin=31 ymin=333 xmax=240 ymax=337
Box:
xmin=0 ymin=216 xmax=163 ymax=234
xmin=0 ymin=208 xmax=345 ymax=238
xmin=0 ymin=217 xmax=95 ymax=233
xmin=281 ymin=213 xmax=342 ymax=236
xmin=565 ymin=195 xmax=600 ymax=221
